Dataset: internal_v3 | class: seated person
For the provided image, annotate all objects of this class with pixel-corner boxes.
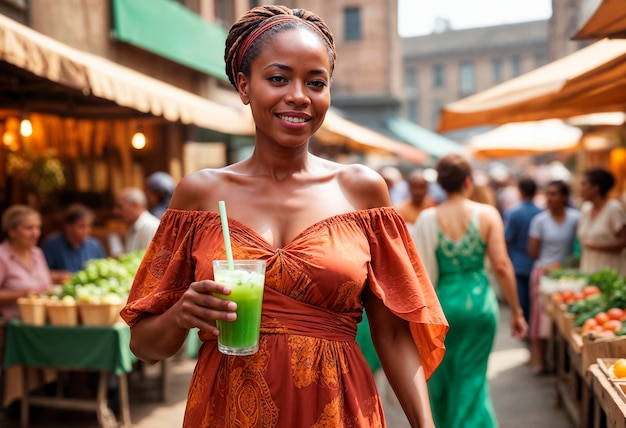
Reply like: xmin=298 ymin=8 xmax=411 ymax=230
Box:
xmin=42 ymin=203 xmax=106 ymax=282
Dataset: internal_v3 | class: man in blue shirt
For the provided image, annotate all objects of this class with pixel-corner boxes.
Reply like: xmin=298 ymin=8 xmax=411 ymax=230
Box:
xmin=43 ymin=203 xmax=106 ymax=283
xmin=504 ymin=177 xmax=541 ymax=324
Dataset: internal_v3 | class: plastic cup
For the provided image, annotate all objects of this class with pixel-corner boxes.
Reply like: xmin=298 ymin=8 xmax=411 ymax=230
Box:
xmin=213 ymin=260 xmax=266 ymax=356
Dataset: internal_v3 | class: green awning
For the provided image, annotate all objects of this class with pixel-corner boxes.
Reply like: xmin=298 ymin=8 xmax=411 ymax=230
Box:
xmin=111 ymin=0 xmax=228 ymax=81
xmin=384 ymin=117 xmax=463 ymax=159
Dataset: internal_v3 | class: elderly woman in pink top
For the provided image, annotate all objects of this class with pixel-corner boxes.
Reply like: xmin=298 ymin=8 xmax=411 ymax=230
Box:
xmin=0 ymin=205 xmax=52 ymax=319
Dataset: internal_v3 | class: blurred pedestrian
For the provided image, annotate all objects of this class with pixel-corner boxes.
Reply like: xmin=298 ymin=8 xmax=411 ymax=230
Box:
xmin=378 ymin=165 xmax=409 ymax=206
xmin=414 ymin=153 xmax=527 ymax=428
xmin=112 ymin=187 xmax=160 ymax=255
xmin=577 ymin=167 xmax=626 ymax=275
xmin=528 ymin=180 xmax=579 ymax=374
xmin=42 ymin=203 xmax=106 ymax=282
xmin=145 ymin=171 xmax=176 ymax=219
xmin=0 ymin=205 xmax=53 ymax=319
xmin=504 ymin=177 xmax=541 ymax=324
xmin=397 ymin=169 xmax=437 ymax=228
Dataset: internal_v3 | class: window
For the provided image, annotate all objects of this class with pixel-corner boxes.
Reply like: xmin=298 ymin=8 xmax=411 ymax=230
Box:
xmin=433 ymin=64 xmax=444 ymax=88
xmin=459 ymin=61 xmax=474 ymax=96
xmin=511 ymin=55 xmax=522 ymax=77
xmin=491 ymin=58 xmax=502 ymax=84
xmin=344 ymin=7 xmax=361 ymax=41
xmin=407 ymin=99 xmax=418 ymax=122
xmin=405 ymin=67 xmax=417 ymax=95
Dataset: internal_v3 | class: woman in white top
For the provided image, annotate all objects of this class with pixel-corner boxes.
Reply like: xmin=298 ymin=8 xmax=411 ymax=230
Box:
xmin=528 ymin=180 xmax=579 ymax=374
xmin=577 ymin=168 xmax=626 ymax=276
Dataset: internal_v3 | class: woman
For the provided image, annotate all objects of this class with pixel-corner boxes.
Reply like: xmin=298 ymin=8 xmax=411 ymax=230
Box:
xmin=0 ymin=205 xmax=52 ymax=319
xmin=528 ymin=180 xmax=579 ymax=374
xmin=121 ymin=6 xmax=447 ymax=427
xmin=577 ymin=167 xmax=626 ymax=276
xmin=413 ymin=154 xmax=527 ymax=428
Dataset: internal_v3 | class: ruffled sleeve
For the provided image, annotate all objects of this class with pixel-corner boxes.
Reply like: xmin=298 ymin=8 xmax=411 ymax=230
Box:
xmin=120 ymin=209 xmax=201 ymax=327
xmin=361 ymin=208 xmax=448 ymax=380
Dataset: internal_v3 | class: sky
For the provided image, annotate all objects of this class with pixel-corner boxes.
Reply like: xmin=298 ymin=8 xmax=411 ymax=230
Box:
xmin=398 ymin=0 xmax=553 ymax=37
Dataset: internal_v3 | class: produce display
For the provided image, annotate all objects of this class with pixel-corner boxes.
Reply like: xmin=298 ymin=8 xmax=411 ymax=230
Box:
xmin=550 ymin=269 xmax=626 ymax=336
xmin=543 ymin=268 xmax=626 ymax=421
xmin=18 ymin=249 xmax=145 ymax=327
xmin=49 ymin=249 xmax=145 ymax=304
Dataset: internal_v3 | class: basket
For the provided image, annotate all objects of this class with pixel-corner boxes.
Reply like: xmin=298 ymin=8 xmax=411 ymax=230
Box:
xmin=78 ymin=302 xmax=124 ymax=326
xmin=46 ymin=302 xmax=78 ymax=327
xmin=17 ymin=298 xmax=47 ymax=326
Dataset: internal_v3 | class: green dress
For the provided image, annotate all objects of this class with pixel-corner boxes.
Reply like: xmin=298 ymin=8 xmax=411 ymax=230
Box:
xmin=428 ymin=211 xmax=499 ymax=428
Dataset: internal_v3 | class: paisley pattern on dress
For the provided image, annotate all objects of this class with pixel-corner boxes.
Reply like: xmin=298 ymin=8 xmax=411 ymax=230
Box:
xmin=121 ymin=207 xmax=447 ymax=427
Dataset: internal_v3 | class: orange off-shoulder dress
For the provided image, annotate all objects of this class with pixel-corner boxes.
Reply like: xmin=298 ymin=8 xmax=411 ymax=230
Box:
xmin=121 ymin=207 xmax=447 ymax=427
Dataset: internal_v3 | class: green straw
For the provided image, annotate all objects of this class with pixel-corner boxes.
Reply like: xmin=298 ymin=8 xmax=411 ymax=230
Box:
xmin=218 ymin=200 xmax=234 ymax=270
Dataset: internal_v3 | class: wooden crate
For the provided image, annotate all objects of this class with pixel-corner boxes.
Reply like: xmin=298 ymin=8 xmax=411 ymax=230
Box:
xmin=554 ymin=304 xmax=576 ymax=338
xmin=46 ymin=302 xmax=78 ymax=327
xmin=589 ymin=364 xmax=626 ymax=427
xmin=78 ymin=303 xmax=124 ymax=327
xmin=582 ymin=333 xmax=626 ymax=374
xmin=17 ymin=298 xmax=47 ymax=326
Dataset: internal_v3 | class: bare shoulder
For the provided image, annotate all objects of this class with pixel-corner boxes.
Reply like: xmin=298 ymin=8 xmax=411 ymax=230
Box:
xmin=169 ymin=168 xmax=224 ymax=210
xmin=335 ymin=163 xmax=391 ymax=209
xmin=476 ymin=202 xmax=502 ymax=221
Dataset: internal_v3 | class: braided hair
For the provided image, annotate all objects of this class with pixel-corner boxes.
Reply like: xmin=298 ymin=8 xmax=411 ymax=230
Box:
xmin=224 ymin=5 xmax=336 ymax=90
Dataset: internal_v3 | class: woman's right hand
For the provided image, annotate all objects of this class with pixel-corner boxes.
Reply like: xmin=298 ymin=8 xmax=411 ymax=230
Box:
xmin=175 ymin=279 xmax=237 ymax=336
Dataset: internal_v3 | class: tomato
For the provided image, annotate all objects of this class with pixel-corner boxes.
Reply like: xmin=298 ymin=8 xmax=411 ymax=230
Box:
xmin=583 ymin=285 xmax=601 ymax=297
xmin=552 ymin=293 xmax=564 ymax=304
xmin=608 ymin=308 xmax=625 ymax=321
xmin=595 ymin=312 xmax=610 ymax=325
xmin=603 ymin=319 xmax=623 ymax=333
xmin=572 ymin=291 xmax=584 ymax=302
xmin=614 ymin=359 xmax=626 ymax=378
xmin=582 ymin=318 xmax=598 ymax=333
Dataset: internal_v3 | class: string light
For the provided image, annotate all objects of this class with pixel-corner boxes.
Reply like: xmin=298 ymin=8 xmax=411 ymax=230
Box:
xmin=132 ymin=131 xmax=146 ymax=149
xmin=19 ymin=113 xmax=32 ymax=137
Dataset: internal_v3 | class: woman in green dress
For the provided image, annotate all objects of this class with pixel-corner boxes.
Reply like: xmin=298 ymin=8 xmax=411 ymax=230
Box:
xmin=413 ymin=154 xmax=527 ymax=427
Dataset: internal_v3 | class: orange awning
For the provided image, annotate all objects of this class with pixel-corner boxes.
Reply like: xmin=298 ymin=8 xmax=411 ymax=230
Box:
xmin=466 ymin=119 xmax=582 ymax=159
xmin=438 ymin=38 xmax=626 ymax=132
xmin=316 ymin=109 xmax=427 ymax=163
xmin=0 ymin=13 xmax=254 ymax=135
xmin=572 ymin=0 xmax=626 ymax=40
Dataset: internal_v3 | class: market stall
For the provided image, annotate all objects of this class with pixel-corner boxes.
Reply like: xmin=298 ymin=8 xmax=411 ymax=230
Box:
xmin=3 ymin=321 xmax=133 ymax=428
xmin=541 ymin=268 xmax=626 ymax=427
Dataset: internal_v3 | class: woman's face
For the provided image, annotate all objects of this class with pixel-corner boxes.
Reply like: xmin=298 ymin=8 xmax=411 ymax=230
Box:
xmin=545 ymin=185 xmax=567 ymax=210
xmin=8 ymin=213 xmax=41 ymax=249
xmin=237 ymin=27 xmax=331 ymax=149
xmin=578 ymin=175 xmax=596 ymax=201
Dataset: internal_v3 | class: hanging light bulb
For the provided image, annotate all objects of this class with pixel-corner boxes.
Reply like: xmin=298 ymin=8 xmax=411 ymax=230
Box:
xmin=132 ymin=131 xmax=146 ymax=150
xmin=2 ymin=130 xmax=16 ymax=147
xmin=20 ymin=115 xmax=32 ymax=137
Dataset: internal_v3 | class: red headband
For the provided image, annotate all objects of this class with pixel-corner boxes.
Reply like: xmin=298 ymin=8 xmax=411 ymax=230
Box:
xmin=235 ymin=14 xmax=331 ymax=76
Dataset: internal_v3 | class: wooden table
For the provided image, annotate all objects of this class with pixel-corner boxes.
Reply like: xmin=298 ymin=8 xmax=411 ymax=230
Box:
xmin=3 ymin=320 xmax=134 ymax=428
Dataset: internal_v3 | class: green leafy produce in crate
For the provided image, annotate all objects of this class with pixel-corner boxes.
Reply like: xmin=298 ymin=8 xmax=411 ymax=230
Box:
xmin=51 ymin=249 xmax=146 ymax=303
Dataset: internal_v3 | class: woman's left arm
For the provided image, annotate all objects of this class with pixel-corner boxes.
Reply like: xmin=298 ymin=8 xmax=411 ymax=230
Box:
xmin=363 ymin=287 xmax=434 ymax=428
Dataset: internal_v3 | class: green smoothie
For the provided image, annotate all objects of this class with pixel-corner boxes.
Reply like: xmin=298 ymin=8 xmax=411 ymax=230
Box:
xmin=213 ymin=261 xmax=266 ymax=355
